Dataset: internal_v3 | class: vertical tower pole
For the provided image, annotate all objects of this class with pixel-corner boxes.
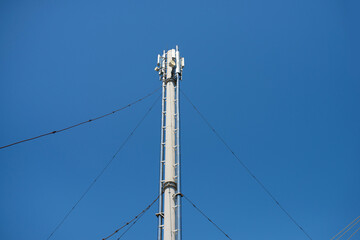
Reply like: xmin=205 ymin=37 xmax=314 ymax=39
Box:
xmin=155 ymin=46 xmax=184 ymax=240
xmin=174 ymin=45 xmax=182 ymax=240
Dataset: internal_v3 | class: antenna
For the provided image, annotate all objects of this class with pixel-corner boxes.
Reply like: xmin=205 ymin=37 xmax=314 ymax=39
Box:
xmin=156 ymin=46 xmax=184 ymax=240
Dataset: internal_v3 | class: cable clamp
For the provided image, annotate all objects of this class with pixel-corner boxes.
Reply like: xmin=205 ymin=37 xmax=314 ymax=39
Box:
xmin=156 ymin=212 xmax=164 ymax=218
xmin=163 ymin=181 xmax=177 ymax=190
xmin=174 ymin=192 xmax=183 ymax=197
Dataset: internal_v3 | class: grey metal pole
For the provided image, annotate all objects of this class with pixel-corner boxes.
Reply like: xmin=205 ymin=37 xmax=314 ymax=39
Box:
xmin=176 ymin=76 xmax=182 ymax=240
xmin=155 ymin=47 xmax=184 ymax=240
xmin=175 ymin=45 xmax=182 ymax=240
xmin=157 ymin=51 xmax=166 ymax=240
xmin=157 ymin=81 xmax=165 ymax=240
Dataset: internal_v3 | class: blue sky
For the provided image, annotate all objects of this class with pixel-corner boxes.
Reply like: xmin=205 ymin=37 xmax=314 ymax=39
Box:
xmin=0 ymin=0 xmax=359 ymax=239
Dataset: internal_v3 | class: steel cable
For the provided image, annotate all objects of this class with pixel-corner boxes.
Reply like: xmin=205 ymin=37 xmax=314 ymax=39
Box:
xmin=0 ymin=87 xmax=160 ymax=150
xmin=183 ymin=194 xmax=232 ymax=240
xmin=181 ymin=90 xmax=313 ymax=240
xmin=46 ymin=94 xmax=161 ymax=240
xmin=116 ymin=215 xmax=143 ymax=240
xmin=335 ymin=219 xmax=360 ymax=240
xmin=115 ymin=211 xmax=145 ymax=240
xmin=102 ymin=193 xmax=160 ymax=240
xmin=346 ymin=226 xmax=360 ymax=240
xmin=330 ymin=216 xmax=360 ymax=240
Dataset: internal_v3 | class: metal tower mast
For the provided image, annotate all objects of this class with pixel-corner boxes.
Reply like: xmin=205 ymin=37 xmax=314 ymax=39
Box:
xmin=155 ymin=46 xmax=184 ymax=240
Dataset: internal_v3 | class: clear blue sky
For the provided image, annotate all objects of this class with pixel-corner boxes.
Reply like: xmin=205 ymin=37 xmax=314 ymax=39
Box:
xmin=0 ymin=0 xmax=359 ymax=239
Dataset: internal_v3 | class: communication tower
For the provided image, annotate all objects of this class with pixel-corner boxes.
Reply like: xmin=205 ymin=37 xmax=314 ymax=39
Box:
xmin=155 ymin=46 xmax=184 ymax=240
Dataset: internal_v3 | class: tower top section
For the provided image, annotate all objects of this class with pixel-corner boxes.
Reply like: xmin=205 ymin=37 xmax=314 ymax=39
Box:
xmin=155 ymin=45 xmax=184 ymax=81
